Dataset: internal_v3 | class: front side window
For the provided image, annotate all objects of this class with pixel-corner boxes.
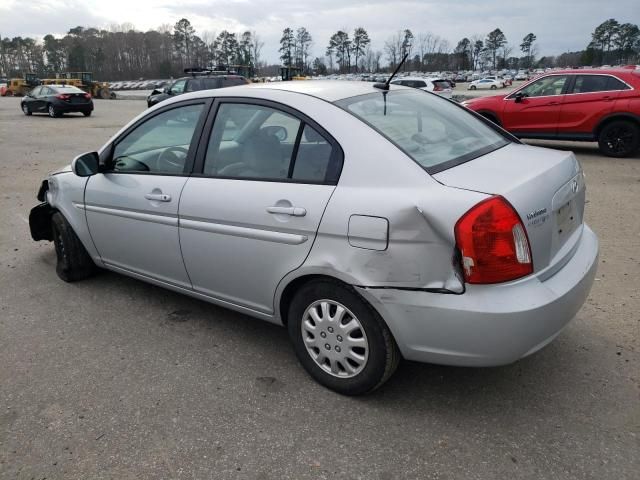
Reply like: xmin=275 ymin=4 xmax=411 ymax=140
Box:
xmin=170 ymin=79 xmax=186 ymax=95
xmin=336 ymin=90 xmax=509 ymax=173
xmin=204 ymin=103 xmax=339 ymax=183
xmin=110 ymin=104 xmax=204 ymax=174
xmin=518 ymin=75 xmax=568 ymax=97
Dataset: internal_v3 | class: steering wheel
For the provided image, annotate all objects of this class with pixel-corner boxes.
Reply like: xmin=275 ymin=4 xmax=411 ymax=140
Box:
xmin=157 ymin=146 xmax=188 ymax=172
xmin=113 ymin=156 xmax=150 ymax=172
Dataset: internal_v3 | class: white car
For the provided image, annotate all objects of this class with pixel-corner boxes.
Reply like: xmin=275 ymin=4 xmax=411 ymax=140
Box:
xmin=391 ymin=77 xmax=453 ymax=99
xmin=468 ymin=78 xmax=503 ymax=90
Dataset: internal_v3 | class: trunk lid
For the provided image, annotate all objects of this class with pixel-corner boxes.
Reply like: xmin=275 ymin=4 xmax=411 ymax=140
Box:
xmin=434 ymin=143 xmax=585 ymax=273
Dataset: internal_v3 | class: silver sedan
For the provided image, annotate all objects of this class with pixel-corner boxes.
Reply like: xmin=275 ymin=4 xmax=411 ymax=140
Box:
xmin=30 ymin=81 xmax=598 ymax=395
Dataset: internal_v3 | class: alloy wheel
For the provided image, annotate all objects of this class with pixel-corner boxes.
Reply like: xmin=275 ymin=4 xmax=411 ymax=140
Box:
xmin=301 ymin=299 xmax=369 ymax=378
xmin=603 ymin=126 xmax=634 ymax=155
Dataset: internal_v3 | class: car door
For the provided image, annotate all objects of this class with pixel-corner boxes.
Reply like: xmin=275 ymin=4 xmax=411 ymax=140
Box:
xmin=557 ymin=74 xmax=626 ymax=135
xmin=26 ymin=86 xmax=41 ymax=111
xmin=34 ymin=86 xmax=50 ymax=112
xmin=502 ymin=75 xmax=569 ymax=134
xmin=179 ymin=99 xmax=343 ymax=314
xmin=84 ymin=100 xmax=209 ymax=287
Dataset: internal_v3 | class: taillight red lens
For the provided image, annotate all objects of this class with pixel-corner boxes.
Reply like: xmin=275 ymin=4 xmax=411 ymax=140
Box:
xmin=84 ymin=93 xmax=91 ymax=99
xmin=56 ymin=94 xmax=70 ymax=100
xmin=454 ymin=196 xmax=533 ymax=284
xmin=433 ymin=85 xmax=443 ymax=91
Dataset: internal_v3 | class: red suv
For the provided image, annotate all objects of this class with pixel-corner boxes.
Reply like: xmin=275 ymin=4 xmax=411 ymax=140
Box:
xmin=462 ymin=68 xmax=640 ymax=157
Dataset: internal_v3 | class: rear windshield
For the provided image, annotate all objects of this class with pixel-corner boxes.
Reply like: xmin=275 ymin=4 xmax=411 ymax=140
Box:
xmin=54 ymin=86 xmax=85 ymax=94
xmin=335 ymin=90 xmax=510 ymax=173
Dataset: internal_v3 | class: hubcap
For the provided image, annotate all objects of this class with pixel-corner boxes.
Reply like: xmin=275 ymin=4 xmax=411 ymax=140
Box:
xmin=301 ymin=299 xmax=369 ymax=378
xmin=22 ymin=104 xmax=28 ymax=113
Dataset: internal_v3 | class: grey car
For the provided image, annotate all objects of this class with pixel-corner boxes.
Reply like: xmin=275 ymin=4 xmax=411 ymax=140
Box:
xmin=29 ymin=81 xmax=599 ymax=395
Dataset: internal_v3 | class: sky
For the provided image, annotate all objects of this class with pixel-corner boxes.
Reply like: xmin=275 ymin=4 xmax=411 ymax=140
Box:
xmin=1 ymin=0 xmax=639 ymax=63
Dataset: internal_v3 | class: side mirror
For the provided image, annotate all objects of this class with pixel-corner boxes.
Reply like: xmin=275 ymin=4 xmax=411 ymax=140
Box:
xmin=72 ymin=152 xmax=100 ymax=177
xmin=514 ymin=92 xmax=525 ymax=103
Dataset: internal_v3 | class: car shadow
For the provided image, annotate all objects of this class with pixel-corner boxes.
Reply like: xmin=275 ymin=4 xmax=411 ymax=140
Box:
xmin=66 ymin=265 xmax=592 ymax=413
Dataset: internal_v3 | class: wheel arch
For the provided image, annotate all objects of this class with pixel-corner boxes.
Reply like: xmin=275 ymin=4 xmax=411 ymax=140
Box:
xmin=594 ymin=112 xmax=640 ymax=137
xmin=276 ymin=270 xmax=366 ymax=327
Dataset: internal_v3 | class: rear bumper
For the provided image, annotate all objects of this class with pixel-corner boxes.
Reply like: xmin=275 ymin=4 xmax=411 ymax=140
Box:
xmin=55 ymin=101 xmax=93 ymax=113
xmin=357 ymin=224 xmax=599 ymax=366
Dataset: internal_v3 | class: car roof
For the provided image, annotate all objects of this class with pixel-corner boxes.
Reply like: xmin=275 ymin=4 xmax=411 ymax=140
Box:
xmin=539 ymin=68 xmax=636 ymax=76
xmin=179 ymin=75 xmax=245 ymax=81
xmin=236 ymin=80 xmax=412 ymax=102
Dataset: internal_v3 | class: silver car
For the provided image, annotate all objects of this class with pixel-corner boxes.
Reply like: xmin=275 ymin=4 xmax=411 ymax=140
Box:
xmin=29 ymin=81 xmax=599 ymax=395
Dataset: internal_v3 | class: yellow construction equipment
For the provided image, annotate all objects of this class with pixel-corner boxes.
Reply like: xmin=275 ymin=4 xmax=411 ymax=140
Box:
xmin=2 ymin=73 xmax=40 ymax=96
xmin=55 ymin=72 xmax=116 ymax=99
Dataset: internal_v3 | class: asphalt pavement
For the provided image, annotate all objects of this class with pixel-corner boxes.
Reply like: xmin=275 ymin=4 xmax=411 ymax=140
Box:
xmin=0 ymin=97 xmax=638 ymax=479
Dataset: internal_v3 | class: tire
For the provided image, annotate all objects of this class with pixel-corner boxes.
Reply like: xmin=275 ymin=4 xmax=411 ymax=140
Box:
xmin=22 ymin=103 xmax=32 ymax=116
xmin=288 ymin=280 xmax=400 ymax=395
xmin=83 ymin=111 xmax=92 ymax=117
xmin=470 ymin=85 xmax=477 ymax=90
xmin=51 ymin=212 xmax=96 ymax=282
xmin=597 ymin=120 xmax=640 ymax=158
xmin=490 ymin=85 xmax=497 ymax=90
xmin=48 ymin=104 xmax=60 ymax=118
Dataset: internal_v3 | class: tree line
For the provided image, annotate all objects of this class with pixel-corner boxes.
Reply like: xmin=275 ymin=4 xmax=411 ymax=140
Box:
xmin=0 ymin=18 xmax=638 ymax=80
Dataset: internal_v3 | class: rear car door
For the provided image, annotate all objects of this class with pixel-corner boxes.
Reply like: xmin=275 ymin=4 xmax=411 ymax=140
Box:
xmin=502 ymin=75 xmax=569 ymax=134
xmin=84 ymin=100 xmax=209 ymax=287
xmin=178 ymin=99 xmax=343 ymax=314
xmin=557 ymin=74 xmax=628 ymax=135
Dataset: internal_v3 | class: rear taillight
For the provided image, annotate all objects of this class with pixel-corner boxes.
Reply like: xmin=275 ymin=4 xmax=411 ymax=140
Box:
xmin=454 ymin=196 xmax=533 ymax=284
xmin=433 ymin=85 xmax=443 ymax=91
xmin=56 ymin=94 xmax=70 ymax=100
xmin=84 ymin=93 xmax=91 ymax=99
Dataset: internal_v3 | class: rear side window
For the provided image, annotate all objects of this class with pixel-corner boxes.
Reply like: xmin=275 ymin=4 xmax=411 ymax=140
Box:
xmin=221 ymin=77 xmax=248 ymax=87
xmin=570 ymin=75 xmax=631 ymax=93
xmin=201 ymin=78 xmax=221 ymax=90
xmin=606 ymin=76 xmax=631 ymax=91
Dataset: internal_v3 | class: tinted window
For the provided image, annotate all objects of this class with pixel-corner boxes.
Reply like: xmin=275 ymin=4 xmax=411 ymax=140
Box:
xmin=30 ymin=86 xmax=42 ymax=96
xmin=519 ymin=75 xmax=568 ymax=97
xmin=571 ymin=75 xmax=610 ymax=93
xmin=185 ymin=79 xmax=200 ymax=92
xmin=111 ymin=104 xmax=204 ymax=174
xmin=336 ymin=90 xmax=509 ymax=173
xmin=222 ymin=77 xmax=248 ymax=87
xmin=432 ymin=80 xmax=451 ymax=90
xmin=607 ymin=76 xmax=630 ymax=91
xmin=201 ymin=78 xmax=221 ymax=89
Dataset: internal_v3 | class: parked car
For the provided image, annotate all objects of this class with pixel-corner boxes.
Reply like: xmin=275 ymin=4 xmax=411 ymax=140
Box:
xmin=468 ymin=78 xmax=503 ymax=90
xmin=461 ymin=69 xmax=640 ymax=157
xmin=515 ymin=72 xmax=529 ymax=81
xmin=147 ymin=74 xmax=249 ymax=107
xmin=21 ymin=84 xmax=93 ymax=118
xmin=390 ymin=76 xmax=453 ymax=98
xmin=30 ymin=81 xmax=598 ymax=395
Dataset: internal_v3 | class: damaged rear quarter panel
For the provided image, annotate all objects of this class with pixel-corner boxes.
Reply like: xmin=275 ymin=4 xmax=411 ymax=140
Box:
xmin=274 ymin=101 xmax=489 ymax=314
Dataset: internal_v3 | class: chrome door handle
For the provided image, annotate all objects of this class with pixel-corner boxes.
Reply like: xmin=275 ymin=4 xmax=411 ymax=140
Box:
xmin=145 ymin=193 xmax=171 ymax=202
xmin=267 ymin=206 xmax=307 ymax=217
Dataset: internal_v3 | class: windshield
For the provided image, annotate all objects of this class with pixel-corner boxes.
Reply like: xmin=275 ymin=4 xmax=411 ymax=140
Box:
xmin=335 ymin=90 xmax=509 ymax=173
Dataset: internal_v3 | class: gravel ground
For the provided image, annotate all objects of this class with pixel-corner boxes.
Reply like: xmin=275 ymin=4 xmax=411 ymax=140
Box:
xmin=0 ymin=97 xmax=638 ymax=480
